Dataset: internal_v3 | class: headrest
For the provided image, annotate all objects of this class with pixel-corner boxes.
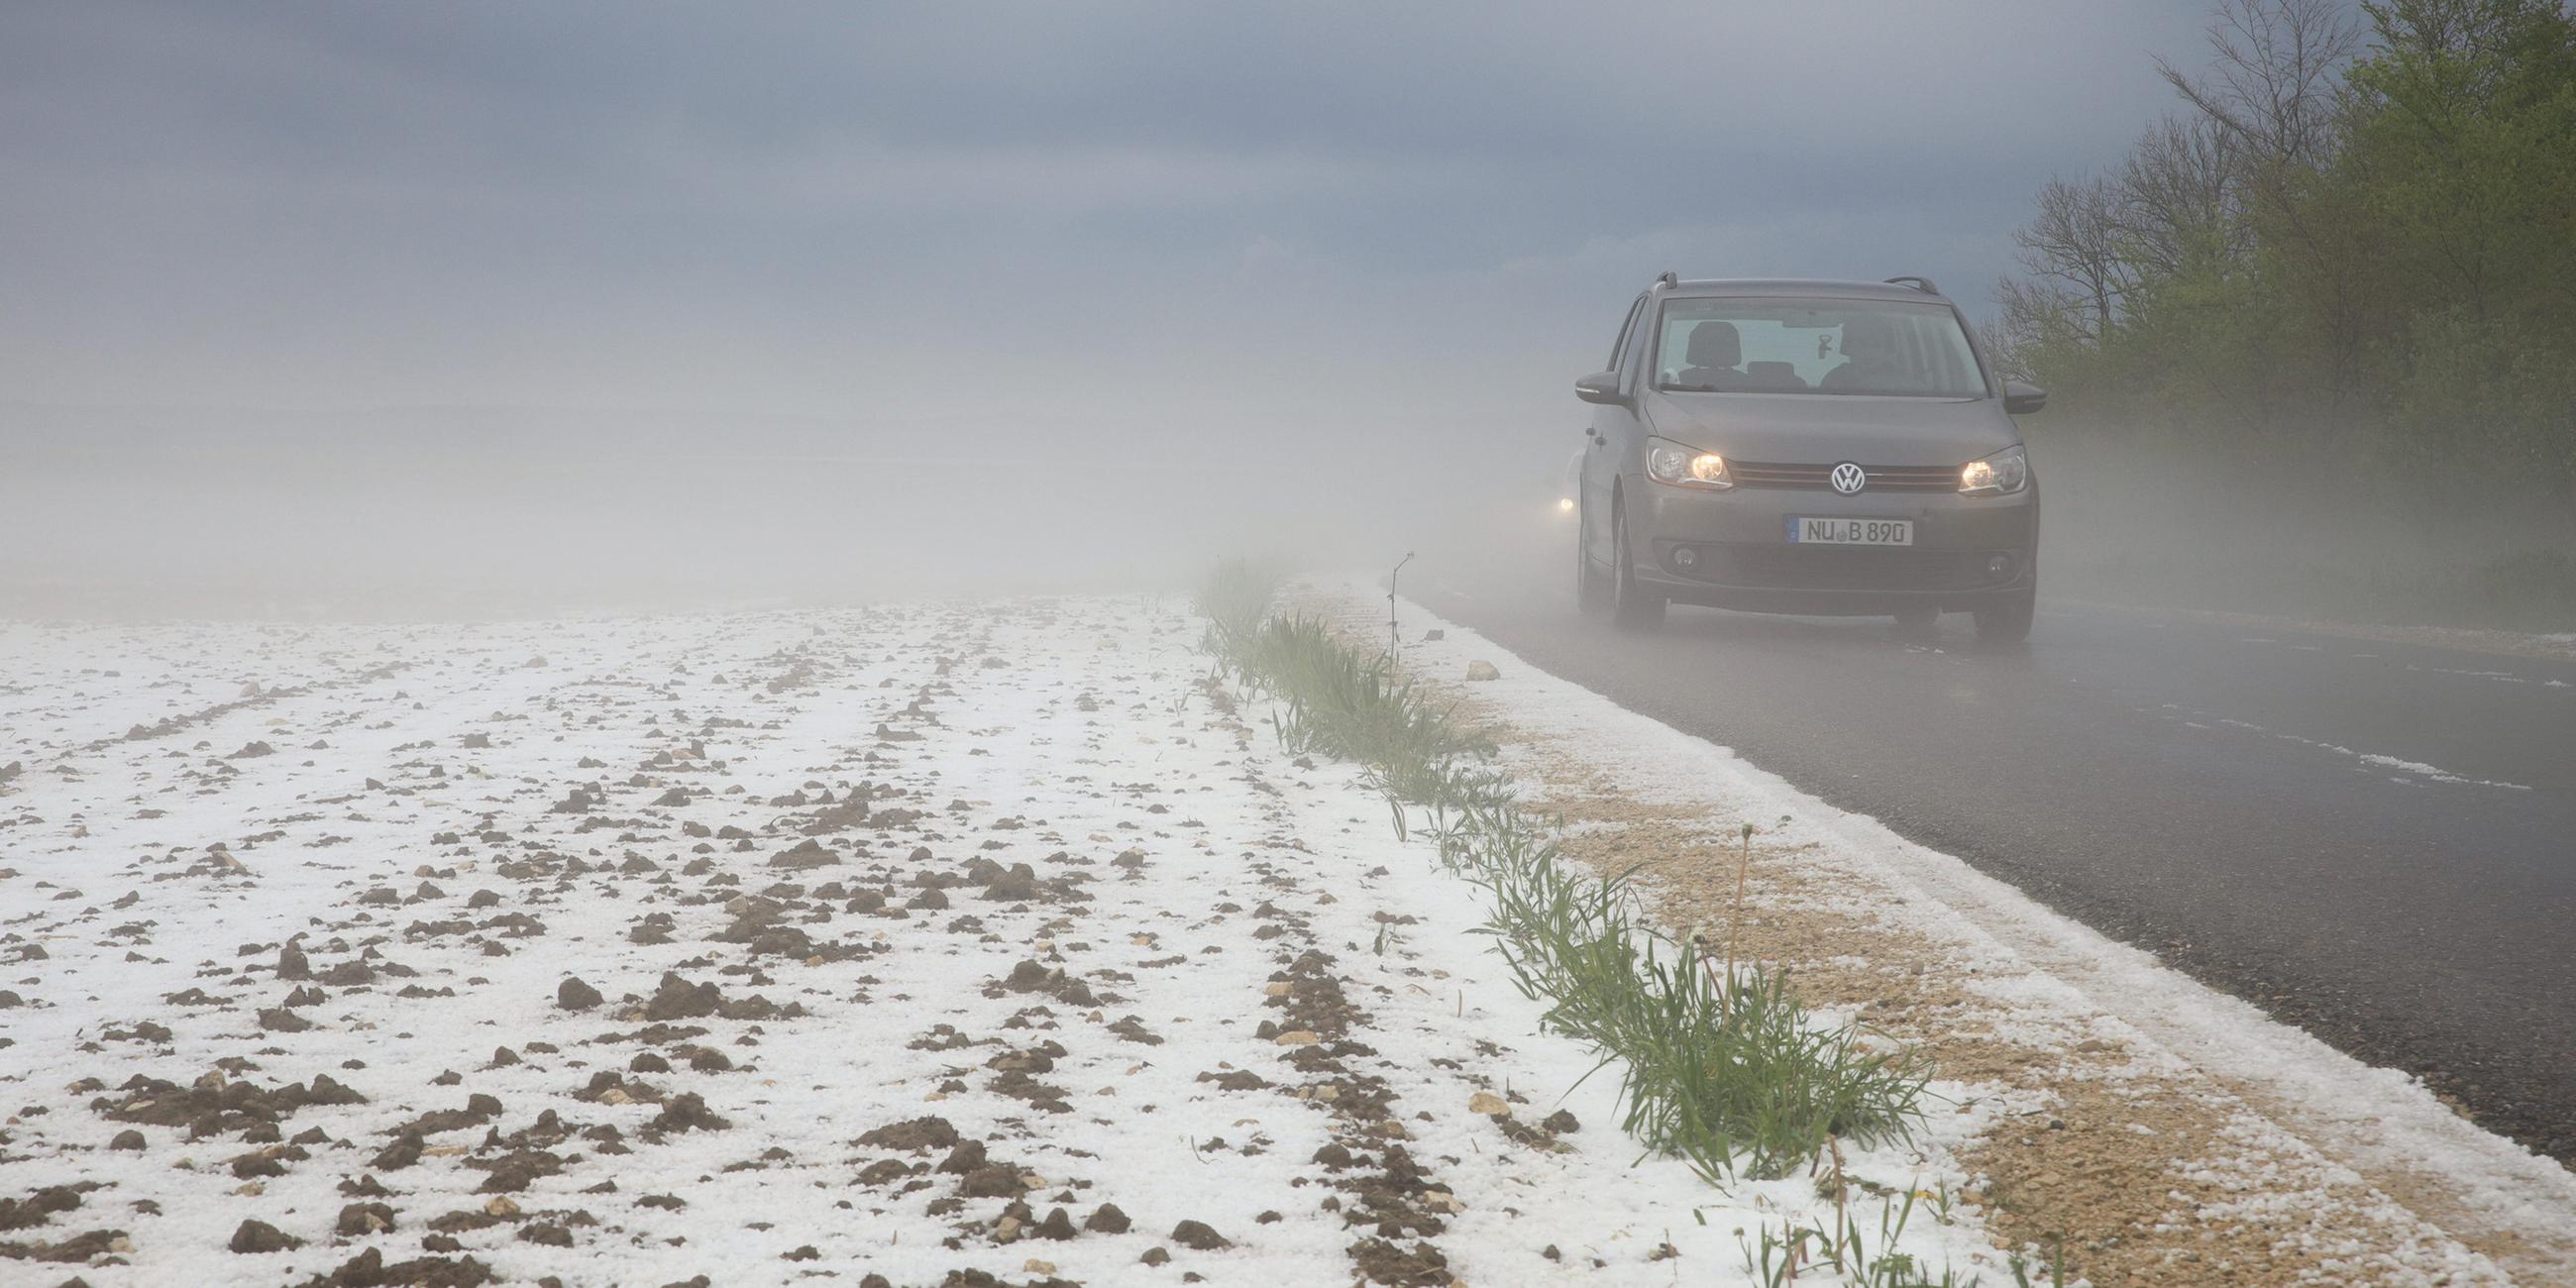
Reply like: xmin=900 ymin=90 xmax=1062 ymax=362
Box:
xmin=1685 ymin=320 xmax=1741 ymax=369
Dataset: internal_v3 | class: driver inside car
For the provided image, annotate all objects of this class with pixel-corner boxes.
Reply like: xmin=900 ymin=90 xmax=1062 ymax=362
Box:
xmin=1669 ymin=320 xmax=1749 ymax=390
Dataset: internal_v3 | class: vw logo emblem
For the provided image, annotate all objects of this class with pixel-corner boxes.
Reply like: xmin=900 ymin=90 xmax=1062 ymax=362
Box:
xmin=1829 ymin=462 xmax=1868 ymax=495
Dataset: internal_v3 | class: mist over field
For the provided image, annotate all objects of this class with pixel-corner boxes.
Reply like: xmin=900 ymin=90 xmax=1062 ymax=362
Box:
xmin=3 ymin=0 xmax=2236 ymax=619
xmin=9 ymin=2 xmax=2564 ymax=629
xmin=0 ymin=402 xmax=1515 ymax=616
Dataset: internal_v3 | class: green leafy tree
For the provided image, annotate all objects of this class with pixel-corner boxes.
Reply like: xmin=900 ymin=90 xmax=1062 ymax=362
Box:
xmin=1997 ymin=0 xmax=2576 ymax=492
xmin=1995 ymin=0 xmax=2576 ymax=622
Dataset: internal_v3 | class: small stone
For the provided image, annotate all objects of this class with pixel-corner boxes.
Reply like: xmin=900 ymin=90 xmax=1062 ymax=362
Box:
xmin=557 ymin=977 xmax=603 ymax=1011
xmin=1464 ymin=660 xmax=1501 ymax=681
xmin=1467 ymin=1091 xmax=1509 ymax=1117
xmin=1084 ymin=1203 xmax=1131 ymax=1234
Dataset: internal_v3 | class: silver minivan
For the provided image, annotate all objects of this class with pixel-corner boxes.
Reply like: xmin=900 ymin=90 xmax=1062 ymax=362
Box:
xmin=1572 ymin=275 xmax=2046 ymax=641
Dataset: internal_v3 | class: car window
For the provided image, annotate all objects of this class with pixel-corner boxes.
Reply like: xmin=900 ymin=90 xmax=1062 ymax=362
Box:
xmin=1652 ymin=297 xmax=1987 ymax=396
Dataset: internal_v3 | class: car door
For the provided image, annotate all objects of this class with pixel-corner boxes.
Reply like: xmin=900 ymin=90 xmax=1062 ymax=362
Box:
xmin=1584 ymin=292 xmax=1649 ymax=568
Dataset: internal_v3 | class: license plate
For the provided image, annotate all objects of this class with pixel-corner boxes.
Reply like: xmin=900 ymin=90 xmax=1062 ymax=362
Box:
xmin=1786 ymin=516 xmax=1913 ymax=546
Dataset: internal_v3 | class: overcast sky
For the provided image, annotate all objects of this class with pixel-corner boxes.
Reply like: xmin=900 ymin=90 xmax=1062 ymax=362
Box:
xmin=1 ymin=1 xmax=2216 ymax=431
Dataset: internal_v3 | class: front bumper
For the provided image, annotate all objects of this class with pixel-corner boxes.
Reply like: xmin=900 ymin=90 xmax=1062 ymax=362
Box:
xmin=1631 ymin=478 xmax=2037 ymax=614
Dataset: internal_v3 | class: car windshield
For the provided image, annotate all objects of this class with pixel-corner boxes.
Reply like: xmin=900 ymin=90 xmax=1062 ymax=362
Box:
xmin=1653 ymin=297 xmax=1986 ymax=397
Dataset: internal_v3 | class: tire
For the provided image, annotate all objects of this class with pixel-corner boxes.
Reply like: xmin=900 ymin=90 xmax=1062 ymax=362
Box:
xmin=1575 ymin=501 xmax=1611 ymax=614
xmin=1609 ymin=492 xmax=1665 ymax=631
xmin=1974 ymin=589 xmax=2036 ymax=643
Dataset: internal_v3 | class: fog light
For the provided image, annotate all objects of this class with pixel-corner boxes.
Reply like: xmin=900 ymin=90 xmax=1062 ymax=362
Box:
xmin=1672 ymin=547 xmax=1699 ymax=570
xmin=1557 ymin=497 xmax=1574 ymax=513
xmin=1986 ymin=554 xmax=2013 ymax=579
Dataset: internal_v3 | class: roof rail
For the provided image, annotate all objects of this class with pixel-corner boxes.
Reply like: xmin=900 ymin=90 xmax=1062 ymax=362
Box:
xmin=1883 ymin=275 xmax=1940 ymax=295
xmin=1655 ymin=270 xmax=1678 ymax=289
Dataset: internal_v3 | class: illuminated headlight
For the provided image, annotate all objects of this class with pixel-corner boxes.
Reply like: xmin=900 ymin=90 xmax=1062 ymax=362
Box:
xmin=1645 ymin=437 xmax=1731 ymax=489
xmin=1959 ymin=444 xmax=2029 ymax=495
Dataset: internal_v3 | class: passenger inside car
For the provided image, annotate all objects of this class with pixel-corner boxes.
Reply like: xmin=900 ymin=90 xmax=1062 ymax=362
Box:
xmin=1822 ymin=313 xmax=1909 ymax=392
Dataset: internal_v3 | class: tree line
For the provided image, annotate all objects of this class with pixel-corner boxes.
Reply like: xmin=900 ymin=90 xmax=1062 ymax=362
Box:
xmin=1995 ymin=0 xmax=2576 ymax=525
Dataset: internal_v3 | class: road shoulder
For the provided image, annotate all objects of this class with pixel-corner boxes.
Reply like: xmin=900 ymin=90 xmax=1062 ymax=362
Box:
xmin=1300 ymin=575 xmax=2576 ymax=1288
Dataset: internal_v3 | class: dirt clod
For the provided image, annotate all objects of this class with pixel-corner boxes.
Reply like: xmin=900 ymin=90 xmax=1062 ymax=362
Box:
xmin=228 ymin=1218 xmax=301 ymax=1253
xmin=858 ymin=1117 xmax=958 ymax=1152
xmin=1168 ymin=1220 xmax=1231 ymax=1251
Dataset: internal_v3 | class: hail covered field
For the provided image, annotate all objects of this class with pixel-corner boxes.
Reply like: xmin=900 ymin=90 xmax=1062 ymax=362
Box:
xmin=0 ymin=598 xmax=2001 ymax=1287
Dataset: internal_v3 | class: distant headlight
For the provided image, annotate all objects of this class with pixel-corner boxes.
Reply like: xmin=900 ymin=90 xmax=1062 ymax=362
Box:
xmin=1959 ymin=444 xmax=2028 ymax=495
xmin=1646 ymin=437 xmax=1732 ymax=490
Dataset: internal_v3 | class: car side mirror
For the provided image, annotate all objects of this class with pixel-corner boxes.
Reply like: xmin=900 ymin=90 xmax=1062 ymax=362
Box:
xmin=2003 ymin=380 xmax=2047 ymax=415
xmin=1574 ymin=371 xmax=1628 ymax=406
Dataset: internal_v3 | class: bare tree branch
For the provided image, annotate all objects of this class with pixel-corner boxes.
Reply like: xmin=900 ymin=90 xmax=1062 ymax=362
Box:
xmin=2156 ymin=0 xmax=2361 ymax=165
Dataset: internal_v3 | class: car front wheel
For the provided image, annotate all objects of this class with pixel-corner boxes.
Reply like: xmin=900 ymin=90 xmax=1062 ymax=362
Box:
xmin=1575 ymin=502 xmax=1610 ymax=614
xmin=1974 ymin=589 xmax=2035 ymax=643
xmin=1610 ymin=493 xmax=1665 ymax=631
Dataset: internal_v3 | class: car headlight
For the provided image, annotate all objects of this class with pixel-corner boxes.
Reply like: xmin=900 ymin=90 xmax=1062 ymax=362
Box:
xmin=1645 ymin=437 xmax=1731 ymax=489
xmin=1959 ymin=444 xmax=2028 ymax=495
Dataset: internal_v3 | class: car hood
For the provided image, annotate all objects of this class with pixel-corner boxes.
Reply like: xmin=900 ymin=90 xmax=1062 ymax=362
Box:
xmin=1643 ymin=391 xmax=2019 ymax=466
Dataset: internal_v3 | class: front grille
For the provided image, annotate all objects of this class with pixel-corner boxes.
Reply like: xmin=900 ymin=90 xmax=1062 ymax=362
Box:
xmin=1731 ymin=461 xmax=1959 ymax=492
xmin=1664 ymin=543 xmax=2009 ymax=592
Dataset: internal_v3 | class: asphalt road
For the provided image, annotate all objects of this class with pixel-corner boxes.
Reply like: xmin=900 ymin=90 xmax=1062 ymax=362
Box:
xmin=1413 ymin=564 xmax=2576 ymax=1165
